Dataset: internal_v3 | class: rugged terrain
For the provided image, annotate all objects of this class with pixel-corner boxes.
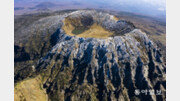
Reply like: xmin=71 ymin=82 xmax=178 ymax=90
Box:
xmin=14 ymin=10 xmax=166 ymax=101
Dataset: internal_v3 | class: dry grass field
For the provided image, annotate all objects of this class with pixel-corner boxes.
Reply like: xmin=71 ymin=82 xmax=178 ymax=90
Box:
xmin=14 ymin=76 xmax=48 ymax=101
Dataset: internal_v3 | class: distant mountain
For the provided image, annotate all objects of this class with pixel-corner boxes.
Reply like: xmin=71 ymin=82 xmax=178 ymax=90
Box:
xmin=14 ymin=0 xmax=166 ymax=20
xmin=35 ymin=2 xmax=58 ymax=9
xmin=14 ymin=7 xmax=24 ymax=11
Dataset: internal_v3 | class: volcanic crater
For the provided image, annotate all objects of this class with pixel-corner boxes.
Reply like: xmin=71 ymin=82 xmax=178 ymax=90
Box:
xmin=14 ymin=10 xmax=166 ymax=101
xmin=62 ymin=11 xmax=135 ymax=38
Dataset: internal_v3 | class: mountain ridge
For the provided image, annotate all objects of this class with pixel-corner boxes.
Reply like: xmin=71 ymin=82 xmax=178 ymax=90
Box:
xmin=14 ymin=10 xmax=166 ymax=101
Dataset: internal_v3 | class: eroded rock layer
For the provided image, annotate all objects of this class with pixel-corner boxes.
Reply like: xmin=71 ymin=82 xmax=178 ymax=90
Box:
xmin=15 ymin=10 xmax=166 ymax=101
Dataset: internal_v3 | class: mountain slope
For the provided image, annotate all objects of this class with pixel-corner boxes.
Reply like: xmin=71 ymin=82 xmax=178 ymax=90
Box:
xmin=14 ymin=10 xmax=166 ymax=101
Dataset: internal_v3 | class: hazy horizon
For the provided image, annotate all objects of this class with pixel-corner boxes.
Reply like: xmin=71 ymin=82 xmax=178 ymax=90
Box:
xmin=14 ymin=0 xmax=166 ymax=20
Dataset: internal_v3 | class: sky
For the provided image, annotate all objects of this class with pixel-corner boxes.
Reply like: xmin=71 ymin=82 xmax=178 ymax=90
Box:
xmin=109 ymin=0 xmax=166 ymax=11
xmin=85 ymin=0 xmax=166 ymax=18
xmin=85 ymin=0 xmax=166 ymax=11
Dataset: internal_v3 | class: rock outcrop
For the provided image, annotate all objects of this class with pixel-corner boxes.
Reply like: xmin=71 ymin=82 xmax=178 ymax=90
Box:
xmin=15 ymin=10 xmax=166 ymax=101
xmin=34 ymin=10 xmax=166 ymax=101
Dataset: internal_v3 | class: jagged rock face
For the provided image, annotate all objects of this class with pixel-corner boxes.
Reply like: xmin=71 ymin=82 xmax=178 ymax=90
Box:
xmin=34 ymin=10 xmax=166 ymax=101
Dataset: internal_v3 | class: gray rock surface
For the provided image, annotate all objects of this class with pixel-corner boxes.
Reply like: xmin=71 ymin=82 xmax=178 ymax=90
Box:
xmin=32 ymin=10 xmax=166 ymax=101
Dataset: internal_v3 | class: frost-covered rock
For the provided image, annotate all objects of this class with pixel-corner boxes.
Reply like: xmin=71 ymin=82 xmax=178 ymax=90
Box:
xmin=33 ymin=10 xmax=166 ymax=101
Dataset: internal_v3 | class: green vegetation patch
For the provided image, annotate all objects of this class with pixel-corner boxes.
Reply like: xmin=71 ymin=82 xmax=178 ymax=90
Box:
xmin=72 ymin=26 xmax=89 ymax=35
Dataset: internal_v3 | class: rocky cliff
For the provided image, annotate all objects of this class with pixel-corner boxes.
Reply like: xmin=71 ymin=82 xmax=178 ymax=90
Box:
xmin=15 ymin=10 xmax=166 ymax=101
